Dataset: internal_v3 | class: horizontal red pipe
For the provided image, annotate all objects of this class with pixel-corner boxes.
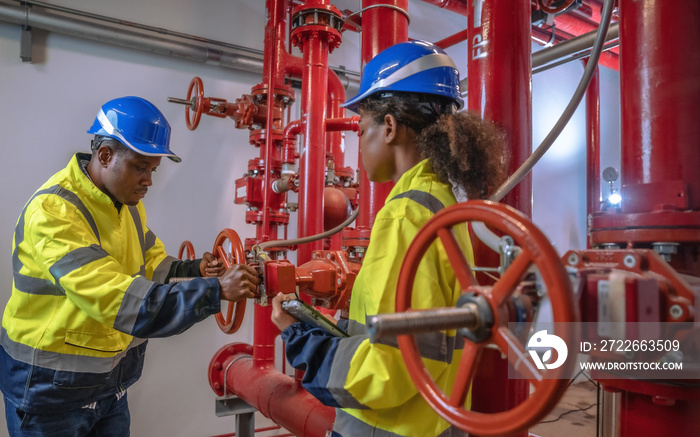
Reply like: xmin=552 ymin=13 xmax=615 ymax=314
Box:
xmin=210 ymin=345 xmax=335 ymax=437
xmin=325 ymin=116 xmax=360 ymax=132
xmin=434 ymin=29 xmax=468 ymax=49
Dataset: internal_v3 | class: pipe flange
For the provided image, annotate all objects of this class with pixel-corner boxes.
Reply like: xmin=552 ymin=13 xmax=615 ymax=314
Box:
xmin=456 ymin=292 xmax=494 ymax=343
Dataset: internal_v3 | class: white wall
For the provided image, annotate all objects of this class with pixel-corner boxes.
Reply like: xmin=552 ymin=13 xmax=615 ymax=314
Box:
xmin=0 ymin=2 xmax=288 ymax=436
xmin=532 ymin=52 xmax=621 ymax=253
xmin=0 ymin=1 xmax=619 ymax=436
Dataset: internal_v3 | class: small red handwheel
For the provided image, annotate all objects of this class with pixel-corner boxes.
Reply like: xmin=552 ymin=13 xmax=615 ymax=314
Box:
xmin=177 ymin=240 xmax=196 ymax=261
xmin=396 ymin=200 xmax=578 ymax=436
xmin=186 ymin=76 xmax=205 ymax=130
xmin=212 ymin=228 xmax=247 ymax=334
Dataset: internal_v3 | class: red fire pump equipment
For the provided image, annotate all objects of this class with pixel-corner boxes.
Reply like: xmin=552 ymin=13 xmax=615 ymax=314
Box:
xmin=167 ymin=0 xmax=698 ymax=436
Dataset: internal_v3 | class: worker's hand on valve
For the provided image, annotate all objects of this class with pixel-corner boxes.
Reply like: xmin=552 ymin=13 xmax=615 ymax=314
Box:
xmin=200 ymin=252 xmax=225 ymax=277
xmin=271 ymin=292 xmax=299 ymax=331
xmin=217 ymin=264 xmax=259 ymax=303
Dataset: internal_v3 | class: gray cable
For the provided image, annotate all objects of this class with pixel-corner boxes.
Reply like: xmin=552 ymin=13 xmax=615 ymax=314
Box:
xmin=258 ymin=208 xmax=359 ymax=250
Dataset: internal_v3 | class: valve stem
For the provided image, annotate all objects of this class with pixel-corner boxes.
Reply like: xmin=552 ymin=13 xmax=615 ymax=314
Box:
xmin=167 ymin=97 xmax=195 ymax=108
xmin=367 ymin=304 xmax=479 ymax=340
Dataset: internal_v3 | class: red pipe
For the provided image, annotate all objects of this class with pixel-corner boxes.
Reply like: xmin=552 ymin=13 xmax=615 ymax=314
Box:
xmin=209 ymin=345 xmax=335 ymax=437
xmin=584 ymin=60 xmax=600 ymax=249
xmin=292 ymin=0 xmax=341 ymax=265
xmin=357 ymin=0 xmax=409 ymax=229
xmin=467 ymin=0 xmax=532 ymax=217
xmin=260 ymin=0 xmax=292 ymax=243
xmin=434 ymin=29 xmax=469 ymax=49
xmin=466 ymin=0 xmax=531 ymax=435
xmin=420 ymin=0 xmax=620 ymax=70
xmin=326 ymin=69 xmax=347 ymax=170
xmin=325 ymin=117 xmax=360 ymax=133
xmin=619 ymin=0 xmax=700 ymax=211
xmin=283 ymin=118 xmax=303 ymax=140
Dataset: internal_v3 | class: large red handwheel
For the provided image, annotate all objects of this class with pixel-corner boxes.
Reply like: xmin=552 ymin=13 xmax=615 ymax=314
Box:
xmin=212 ymin=228 xmax=247 ymax=334
xmin=177 ymin=240 xmax=196 ymax=260
xmin=396 ymin=200 xmax=578 ymax=436
xmin=185 ymin=76 xmax=205 ymax=130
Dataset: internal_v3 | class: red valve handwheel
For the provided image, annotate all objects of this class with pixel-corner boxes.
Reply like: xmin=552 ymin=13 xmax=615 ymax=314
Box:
xmin=395 ymin=200 xmax=578 ymax=437
xmin=212 ymin=228 xmax=247 ymax=334
xmin=185 ymin=76 xmax=205 ymax=130
xmin=177 ymin=240 xmax=196 ymax=261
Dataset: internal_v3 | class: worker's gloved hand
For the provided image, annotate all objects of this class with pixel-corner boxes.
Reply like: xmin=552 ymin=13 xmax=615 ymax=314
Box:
xmin=218 ymin=264 xmax=259 ymax=302
xmin=200 ymin=252 xmax=225 ymax=277
xmin=271 ymin=292 xmax=299 ymax=331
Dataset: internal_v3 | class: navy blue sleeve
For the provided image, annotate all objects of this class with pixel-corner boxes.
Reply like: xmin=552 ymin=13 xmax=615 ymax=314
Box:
xmin=281 ymin=322 xmax=345 ymax=407
xmin=130 ymin=277 xmax=221 ymax=338
xmin=164 ymin=258 xmax=202 ymax=281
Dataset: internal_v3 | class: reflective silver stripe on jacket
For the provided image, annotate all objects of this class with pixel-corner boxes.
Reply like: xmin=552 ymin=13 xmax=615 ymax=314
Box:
xmin=145 ymin=230 xmax=157 ymax=251
xmin=0 ymin=327 xmax=145 ymax=373
xmin=128 ymin=206 xmax=146 ymax=276
xmin=373 ymin=331 xmax=464 ymax=364
xmin=327 ymin=335 xmax=371 ymax=409
xmin=390 ymin=189 xmax=445 ymax=214
xmin=334 ymin=408 xmax=468 ymax=437
xmin=48 ymin=245 xmax=110 ymax=290
xmin=153 ymin=256 xmax=179 ymax=283
xmin=12 ymin=185 xmax=101 ymax=296
xmin=113 ymin=276 xmax=156 ymax=334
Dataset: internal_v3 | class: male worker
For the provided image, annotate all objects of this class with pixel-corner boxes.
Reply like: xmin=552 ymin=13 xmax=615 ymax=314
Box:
xmin=0 ymin=96 xmax=259 ymax=436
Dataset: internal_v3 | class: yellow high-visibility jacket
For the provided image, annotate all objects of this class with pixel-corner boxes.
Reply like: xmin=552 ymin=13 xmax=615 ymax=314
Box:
xmin=0 ymin=153 xmax=221 ymax=414
xmin=282 ymin=159 xmax=473 ymax=437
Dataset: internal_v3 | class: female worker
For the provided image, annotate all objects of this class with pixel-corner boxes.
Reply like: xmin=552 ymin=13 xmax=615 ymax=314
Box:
xmin=271 ymin=40 xmax=508 ymax=437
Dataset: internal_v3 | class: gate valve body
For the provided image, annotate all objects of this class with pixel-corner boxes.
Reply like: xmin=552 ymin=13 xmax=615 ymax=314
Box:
xmin=263 ymin=250 xmax=359 ymax=310
xmin=168 ymin=77 xmax=275 ymax=130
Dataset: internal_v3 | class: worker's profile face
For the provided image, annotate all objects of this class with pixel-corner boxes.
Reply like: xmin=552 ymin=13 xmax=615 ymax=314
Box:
xmin=358 ymin=112 xmax=395 ymax=183
xmin=103 ymin=146 xmax=162 ymax=206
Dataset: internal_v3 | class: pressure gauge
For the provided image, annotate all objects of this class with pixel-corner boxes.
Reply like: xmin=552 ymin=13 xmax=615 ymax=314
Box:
xmin=602 ymin=166 xmax=618 ymax=183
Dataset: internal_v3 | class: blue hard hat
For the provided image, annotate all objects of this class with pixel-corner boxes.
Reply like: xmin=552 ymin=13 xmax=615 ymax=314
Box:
xmin=87 ymin=96 xmax=181 ymax=162
xmin=341 ymin=40 xmax=464 ymax=113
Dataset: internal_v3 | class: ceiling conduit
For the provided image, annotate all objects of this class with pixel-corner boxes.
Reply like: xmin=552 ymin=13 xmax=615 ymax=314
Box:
xmin=0 ymin=0 xmax=360 ymax=92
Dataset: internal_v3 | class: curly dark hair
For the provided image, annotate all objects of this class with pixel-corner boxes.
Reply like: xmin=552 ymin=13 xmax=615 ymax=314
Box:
xmin=359 ymin=93 xmax=509 ymax=199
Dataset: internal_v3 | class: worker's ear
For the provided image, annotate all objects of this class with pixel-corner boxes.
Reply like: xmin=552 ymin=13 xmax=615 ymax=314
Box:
xmin=383 ymin=113 xmax=399 ymax=144
xmin=96 ymin=144 xmax=114 ymax=167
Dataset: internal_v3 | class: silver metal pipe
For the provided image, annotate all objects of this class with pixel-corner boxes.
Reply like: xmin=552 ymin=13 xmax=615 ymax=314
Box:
xmin=598 ymin=388 xmax=621 ymax=437
xmin=0 ymin=0 xmax=360 ymax=93
xmin=532 ymin=22 xmax=619 ymax=70
xmin=367 ymin=306 xmax=478 ymax=339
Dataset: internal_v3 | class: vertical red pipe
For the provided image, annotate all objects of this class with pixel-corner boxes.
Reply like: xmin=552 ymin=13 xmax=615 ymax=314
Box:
xmin=619 ymin=0 xmax=700 ymax=211
xmin=466 ymin=1 xmax=531 ymax=435
xmin=327 ymin=70 xmax=347 ymax=169
xmin=584 ymin=61 xmax=600 ymax=248
xmin=297 ymin=25 xmax=331 ymax=265
xmin=467 ymin=0 xmax=532 ymax=216
xmin=292 ymin=0 xmax=340 ymax=265
xmin=260 ymin=0 xmax=289 ymax=242
xmin=357 ymin=0 xmax=409 ymax=228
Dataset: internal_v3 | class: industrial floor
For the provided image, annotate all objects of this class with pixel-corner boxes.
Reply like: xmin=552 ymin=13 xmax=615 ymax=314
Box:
xmin=530 ymin=378 xmax=598 ymax=437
